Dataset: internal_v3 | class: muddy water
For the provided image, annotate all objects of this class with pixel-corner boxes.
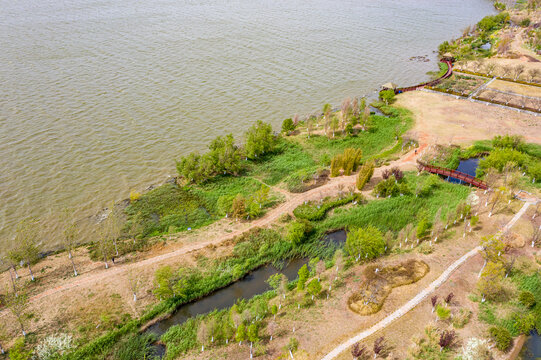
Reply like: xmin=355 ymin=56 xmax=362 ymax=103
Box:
xmin=0 ymin=0 xmax=496 ymax=250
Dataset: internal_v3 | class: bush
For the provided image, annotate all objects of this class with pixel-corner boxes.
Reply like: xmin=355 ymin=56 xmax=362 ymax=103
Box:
xmin=374 ymin=176 xmax=409 ymax=198
xmin=345 ymin=225 xmax=385 ymax=259
xmin=436 ymin=304 xmax=451 ymax=321
xmin=330 ymin=148 xmax=363 ymax=176
xmin=462 ymin=338 xmax=492 ymax=360
xmin=35 ymin=334 xmax=74 ymax=360
xmin=8 ymin=337 xmax=33 ymax=360
xmin=356 ymin=161 xmax=375 ymax=190
xmin=285 ymin=220 xmax=313 ymax=246
xmin=281 ymin=118 xmax=295 ymax=134
xmin=489 ymin=326 xmax=512 ymax=351
xmin=245 ymin=120 xmax=276 ymax=159
xmin=519 ymin=290 xmax=536 ymax=308
xmin=293 ymin=194 xmax=362 ymax=221
xmin=513 ymin=312 xmax=535 ymax=334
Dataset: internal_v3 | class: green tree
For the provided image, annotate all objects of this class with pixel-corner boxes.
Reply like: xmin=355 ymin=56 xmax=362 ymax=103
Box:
xmin=271 ymin=304 xmax=278 ymax=319
xmin=308 ymin=257 xmax=320 ymax=277
xmin=153 ymin=265 xmax=175 ymax=300
xmin=12 ymin=218 xmax=40 ymax=281
xmin=477 ymin=261 xmax=505 ymax=301
xmin=416 ymin=217 xmax=431 ymax=239
xmin=231 ymin=194 xmax=247 ymax=221
xmin=208 ymin=134 xmax=243 ymax=176
xmin=307 ymin=278 xmax=322 ymax=300
xmin=330 ymin=116 xmax=339 ymax=137
xmin=297 ymin=265 xmax=309 ymax=291
xmin=379 ymin=89 xmax=395 ymax=105
xmin=4 ymin=287 xmax=29 ymax=337
xmin=247 ymin=323 xmax=259 ymax=343
xmin=60 ymin=208 xmax=79 ymax=276
xmin=345 ymin=225 xmax=385 ymax=260
xmin=286 ymin=220 xmax=311 ymax=246
xmin=356 ymin=161 xmax=374 ymax=190
xmin=235 ymin=324 xmax=246 ymax=343
xmin=281 ymin=118 xmax=295 ymax=134
xmin=245 ymin=120 xmax=275 ymax=159
xmin=267 ymin=273 xmax=286 ymax=292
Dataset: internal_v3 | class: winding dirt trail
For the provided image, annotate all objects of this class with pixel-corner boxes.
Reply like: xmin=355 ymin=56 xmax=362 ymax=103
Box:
xmin=2 ymin=146 xmax=425 ymax=311
xmin=319 ymin=200 xmax=534 ymax=360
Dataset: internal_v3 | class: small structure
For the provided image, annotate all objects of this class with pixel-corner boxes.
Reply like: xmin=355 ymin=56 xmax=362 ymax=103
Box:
xmin=381 ymin=82 xmax=397 ymax=91
xmin=440 ymin=52 xmax=456 ymax=63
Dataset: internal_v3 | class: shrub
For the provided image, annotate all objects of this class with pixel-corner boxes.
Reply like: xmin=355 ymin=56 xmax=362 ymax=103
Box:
xmin=330 ymin=148 xmax=363 ymax=176
xmin=356 ymin=161 xmax=375 ymax=190
xmin=452 ymin=308 xmax=471 ymax=329
xmin=284 ymin=337 xmax=299 ymax=352
xmin=513 ymin=312 xmax=535 ymax=334
xmin=436 ymin=304 xmax=451 ymax=321
xmin=9 ymin=337 xmax=32 ymax=360
xmin=245 ymin=120 xmax=276 ymax=159
xmin=489 ymin=326 xmax=512 ymax=351
xmin=281 ymin=118 xmax=295 ymax=134
xmin=129 ymin=189 xmax=141 ymax=202
xmin=379 ymin=89 xmax=396 ymax=105
xmin=293 ymin=194 xmax=362 ymax=221
xmin=297 ymin=265 xmax=309 ymax=290
xmin=521 ymin=18 xmax=531 ymax=27
xmin=416 ymin=217 xmax=431 ymax=239
xmin=462 ymin=338 xmax=492 ymax=360
xmin=345 ymin=225 xmax=385 ymax=260
xmin=373 ymin=176 xmax=409 ymax=198
xmin=519 ymin=290 xmax=536 ymax=308
xmin=35 ymin=333 xmax=74 ymax=360
xmin=285 ymin=220 xmax=312 ymax=246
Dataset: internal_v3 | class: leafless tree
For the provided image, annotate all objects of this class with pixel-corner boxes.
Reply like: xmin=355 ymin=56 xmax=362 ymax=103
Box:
xmin=528 ymin=68 xmax=540 ymax=83
xmin=61 ymin=208 xmax=79 ymax=276
xmin=513 ymin=64 xmax=526 ymax=81
xmin=501 ymin=64 xmax=513 ymax=78
xmin=484 ymin=62 xmax=497 ymax=76
xmin=306 ymin=117 xmax=313 ymax=138
xmin=127 ymin=269 xmax=141 ymax=302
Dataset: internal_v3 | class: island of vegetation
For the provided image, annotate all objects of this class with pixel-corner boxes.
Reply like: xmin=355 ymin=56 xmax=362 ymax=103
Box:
xmin=1 ymin=1 xmax=541 ymax=360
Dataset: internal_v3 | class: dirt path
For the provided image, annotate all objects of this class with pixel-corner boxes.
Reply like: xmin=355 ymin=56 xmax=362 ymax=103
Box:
xmin=319 ymin=200 xmax=533 ymax=360
xmin=0 ymin=147 xmax=424 ymax=314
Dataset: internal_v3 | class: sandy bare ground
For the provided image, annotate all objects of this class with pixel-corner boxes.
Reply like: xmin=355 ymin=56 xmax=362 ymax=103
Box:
xmin=396 ymin=90 xmax=540 ymax=146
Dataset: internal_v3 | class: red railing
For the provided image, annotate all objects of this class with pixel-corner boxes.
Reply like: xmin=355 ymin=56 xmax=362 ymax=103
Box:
xmin=395 ymin=60 xmax=453 ymax=94
xmin=417 ymin=161 xmax=488 ymax=190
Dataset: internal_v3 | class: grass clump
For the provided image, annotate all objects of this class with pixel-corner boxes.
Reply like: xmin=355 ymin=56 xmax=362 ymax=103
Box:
xmin=293 ymin=193 xmax=363 ymax=221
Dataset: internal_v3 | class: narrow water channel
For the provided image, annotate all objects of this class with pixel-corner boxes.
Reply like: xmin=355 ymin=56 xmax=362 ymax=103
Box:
xmin=146 ymin=258 xmax=308 ymax=337
xmin=447 ymin=158 xmax=481 ymax=184
xmin=520 ymin=331 xmax=541 ymax=359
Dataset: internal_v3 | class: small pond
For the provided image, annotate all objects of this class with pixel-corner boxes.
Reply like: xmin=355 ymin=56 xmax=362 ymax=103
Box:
xmin=146 ymin=258 xmax=308 ymax=337
xmin=324 ymin=229 xmax=347 ymax=245
xmin=520 ymin=330 xmax=541 ymax=360
xmin=446 ymin=158 xmax=480 ymax=185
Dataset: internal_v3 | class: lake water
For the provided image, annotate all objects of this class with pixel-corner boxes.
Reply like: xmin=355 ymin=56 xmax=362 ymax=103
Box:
xmin=0 ymin=0 xmax=495 ymax=250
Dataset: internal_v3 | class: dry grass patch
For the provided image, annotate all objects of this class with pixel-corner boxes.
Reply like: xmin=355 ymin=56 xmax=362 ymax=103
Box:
xmin=348 ymin=259 xmax=429 ymax=315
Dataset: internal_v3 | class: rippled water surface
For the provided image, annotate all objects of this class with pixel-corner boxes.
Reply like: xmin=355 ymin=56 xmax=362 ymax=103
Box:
xmin=0 ymin=0 xmax=495 ymax=249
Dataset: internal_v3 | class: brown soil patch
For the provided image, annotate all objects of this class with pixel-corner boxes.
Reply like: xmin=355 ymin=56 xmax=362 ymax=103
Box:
xmin=348 ymin=260 xmax=429 ymax=315
xmin=396 ymin=90 xmax=541 ymax=146
xmin=487 ymin=79 xmax=541 ymax=98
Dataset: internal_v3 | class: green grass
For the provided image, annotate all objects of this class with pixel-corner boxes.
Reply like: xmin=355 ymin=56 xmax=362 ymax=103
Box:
xmin=298 ymin=108 xmax=413 ymax=162
xmin=247 ymin=138 xmax=318 ymax=186
xmin=313 ymin=173 xmax=470 ymax=235
xmin=125 ymin=183 xmax=215 ymax=237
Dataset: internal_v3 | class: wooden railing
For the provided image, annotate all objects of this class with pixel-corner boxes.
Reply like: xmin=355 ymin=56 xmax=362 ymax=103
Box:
xmin=417 ymin=161 xmax=488 ymax=190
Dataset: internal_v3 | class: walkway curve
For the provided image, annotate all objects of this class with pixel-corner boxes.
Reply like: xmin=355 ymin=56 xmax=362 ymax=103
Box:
xmin=320 ymin=201 xmax=532 ymax=360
